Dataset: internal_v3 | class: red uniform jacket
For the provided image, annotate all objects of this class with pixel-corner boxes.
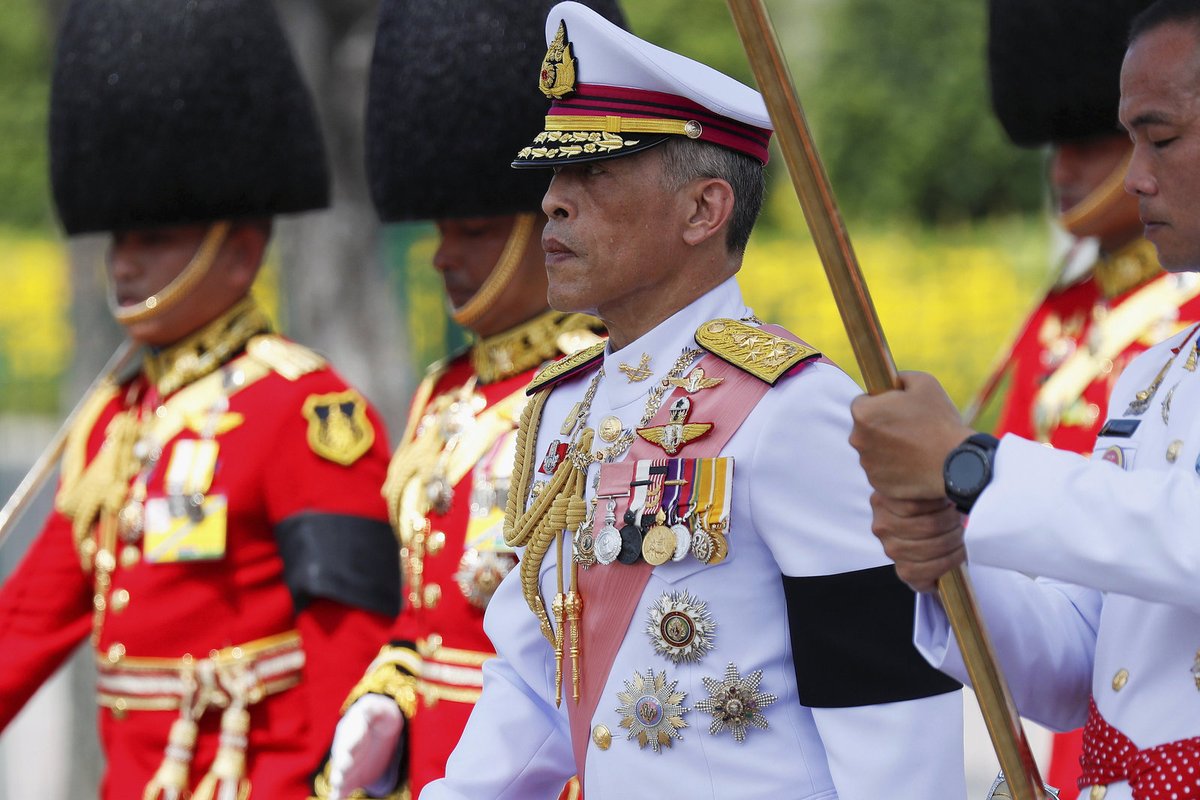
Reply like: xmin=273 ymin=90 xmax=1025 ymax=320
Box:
xmin=0 ymin=320 xmax=399 ymax=799
xmin=317 ymin=310 xmax=600 ymax=800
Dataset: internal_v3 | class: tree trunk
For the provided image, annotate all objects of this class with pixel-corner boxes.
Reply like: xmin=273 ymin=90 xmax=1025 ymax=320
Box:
xmin=273 ymin=0 xmax=413 ymax=436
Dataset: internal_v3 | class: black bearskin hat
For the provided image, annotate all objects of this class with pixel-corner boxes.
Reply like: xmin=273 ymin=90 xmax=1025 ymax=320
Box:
xmin=366 ymin=0 xmax=626 ymax=221
xmin=50 ymin=0 xmax=329 ymax=235
xmin=988 ymin=0 xmax=1154 ymax=147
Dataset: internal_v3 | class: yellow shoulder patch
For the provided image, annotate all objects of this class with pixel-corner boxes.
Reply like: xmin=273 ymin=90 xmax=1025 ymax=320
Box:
xmin=302 ymin=389 xmax=375 ymax=466
xmin=526 ymin=340 xmax=606 ymax=395
xmin=246 ymin=334 xmax=326 ymax=381
xmin=694 ymin=318 xmax=820 ymax=385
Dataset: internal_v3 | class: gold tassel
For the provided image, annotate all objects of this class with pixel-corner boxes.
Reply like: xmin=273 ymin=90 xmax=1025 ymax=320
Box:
xmin=192 ymin=706 xmax=252 ymax=800
xmin=142 ymin=718 xmax=198 ymax=800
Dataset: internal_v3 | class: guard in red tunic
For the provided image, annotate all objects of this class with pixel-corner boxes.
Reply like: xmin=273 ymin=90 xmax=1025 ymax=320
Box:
xmin=313 ymin=2 xmax=622 ymax=798
xmin=977 ymin=1 xmax=1200 ymax=795
xmin=0 ymin=2 xmax=401 ymax=797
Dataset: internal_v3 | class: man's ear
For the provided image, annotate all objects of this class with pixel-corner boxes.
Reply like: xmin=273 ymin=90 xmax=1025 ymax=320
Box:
xmin=222 ymin=221 xmax=270 ymax=292
xmin=681 ymin=178 xmax=735 ymax=248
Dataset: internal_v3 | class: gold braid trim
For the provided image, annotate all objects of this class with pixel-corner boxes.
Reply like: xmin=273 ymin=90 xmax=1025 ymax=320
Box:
xmin=503 ymin=387 xmax=552 ymax=548
xmin=512 ymin=429 xmax=593 ymax=647
xmin=341 ymin=646 xmax=421 ymax=719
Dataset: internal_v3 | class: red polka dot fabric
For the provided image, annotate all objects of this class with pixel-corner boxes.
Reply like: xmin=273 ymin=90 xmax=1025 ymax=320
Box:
xmin=1079 ymin=697 xmax=1200 ymax=799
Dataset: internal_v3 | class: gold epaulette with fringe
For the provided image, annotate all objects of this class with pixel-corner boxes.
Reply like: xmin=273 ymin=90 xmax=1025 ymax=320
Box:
xmin=245 ymin=334 xmax=327 ymax=381
xmin=525 ymin=340 xmax=606 ymax=396
xmin=694 ymin=318 xmax=820 ymax=385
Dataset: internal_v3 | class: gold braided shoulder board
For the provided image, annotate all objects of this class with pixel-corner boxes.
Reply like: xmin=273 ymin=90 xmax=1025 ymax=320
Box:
xmin=694 ymin=318 xmax=820 ymax=385
xmin=525 ymin=341 xmax=606 ymax=396
xmin=245 ymin=334 xmax=327 ymax=381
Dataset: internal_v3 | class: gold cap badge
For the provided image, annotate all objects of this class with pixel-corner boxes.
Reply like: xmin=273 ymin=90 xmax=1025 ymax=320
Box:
xmin=539 ymin=21 xmax=577 ymax=99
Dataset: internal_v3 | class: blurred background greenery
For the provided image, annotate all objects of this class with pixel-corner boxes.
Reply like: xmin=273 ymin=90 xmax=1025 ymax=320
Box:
xmin=0 ymin=0 xmax=1053 ymax=421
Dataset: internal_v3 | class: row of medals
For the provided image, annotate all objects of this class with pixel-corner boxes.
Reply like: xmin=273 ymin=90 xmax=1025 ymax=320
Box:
xmin=581 ymin=497 xmax=726 ymax=569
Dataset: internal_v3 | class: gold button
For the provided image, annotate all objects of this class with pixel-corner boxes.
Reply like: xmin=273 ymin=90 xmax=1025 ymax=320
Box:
xmin=94 ymin=549 xmax=116 ymax=573
xmin=419 ymin=634 xmax=443 ymax=657
xmin=112 ymin=697 xmax=128 ymax=720
xmin=592 ymin=724 xmax=612 ymax=750
xmin=120 ymin=546 xmax=140 ymax=568
xmin=427 ymin=531 xmax=446 ymax=556
xmin=80 ymin=539 xmax=97 ymax=559
xmin=93 ymin=594 xmax=107 ymax=612
xmin=1112 ymin=668 xmax=1129 ymax=692
xmin=106 ymin=643 xmax=126 ymax=663
xmin=1167 ymin=440 xmax=1184 ymax=463
xmin=423 ymin=583 xmax=442 ymax=609
xmin=111 ymin=589 xmax=130 ymax=613
xmin=1090 ymin=784 xmax=1107 ymax=800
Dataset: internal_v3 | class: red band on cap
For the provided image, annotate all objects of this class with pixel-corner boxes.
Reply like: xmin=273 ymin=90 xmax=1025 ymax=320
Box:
xmin=549 ymin=84 xmax=771 ymax=164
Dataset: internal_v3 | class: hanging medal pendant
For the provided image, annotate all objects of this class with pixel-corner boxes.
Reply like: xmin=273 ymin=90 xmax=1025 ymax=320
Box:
xmin=594 ymin=499 xmax=622 ymax=565
xmin=670 ymin=520 xmax=691 ymax=561
xmin=691 ymin=525 xmax=714 ymax=563
xmin=617 ymin=508 xmax=643 ymax=565
xmin=574 ymin=519 xmax=598 ymax=568
xmin=642 ymin=510 xmax=676 ymax=566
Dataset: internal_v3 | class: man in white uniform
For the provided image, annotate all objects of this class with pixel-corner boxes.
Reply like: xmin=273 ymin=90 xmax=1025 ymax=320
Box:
xmin=849 ymin=3 xmax=1200 ymax=799
xmin=422 ymin=4 xmax=967 ymax=798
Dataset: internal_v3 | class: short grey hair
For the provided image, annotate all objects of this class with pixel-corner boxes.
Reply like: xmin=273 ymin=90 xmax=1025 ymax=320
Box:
xmin=657 ymin=137 xmax=766 ymax=254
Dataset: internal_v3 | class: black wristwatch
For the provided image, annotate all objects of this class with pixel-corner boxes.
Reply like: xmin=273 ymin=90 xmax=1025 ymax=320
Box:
xmin=943 ymin=433 xmax=999 ymax=514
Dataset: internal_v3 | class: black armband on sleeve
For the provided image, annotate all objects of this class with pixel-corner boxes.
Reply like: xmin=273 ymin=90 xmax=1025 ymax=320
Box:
xmin=783 ymin=566 xmax=961 ymax=708
xmin=275 ymin=512 xmax=401 ymax=616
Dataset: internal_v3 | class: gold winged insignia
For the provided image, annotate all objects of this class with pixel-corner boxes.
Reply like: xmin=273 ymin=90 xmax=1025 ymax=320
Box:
xmin=636 ymin=396 xmax=713 ymax=455
xmin=695 ymin=319 xmax=819 ymax=385
xmin=539 ymin=21 xmax=577 ymax=99
xmin=668 ymin=366 xmax=724 ymax=393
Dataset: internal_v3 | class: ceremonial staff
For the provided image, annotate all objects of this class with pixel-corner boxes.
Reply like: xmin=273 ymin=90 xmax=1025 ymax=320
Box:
xmin=724 ymin=2 xmax=1048 ymax=798
xmin=0 ymin=339 xmax=137 ymax=548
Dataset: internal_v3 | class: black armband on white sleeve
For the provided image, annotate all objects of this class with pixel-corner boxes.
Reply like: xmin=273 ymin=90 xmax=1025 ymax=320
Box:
xmin=783 ymin=566 xmax=961 ymax=708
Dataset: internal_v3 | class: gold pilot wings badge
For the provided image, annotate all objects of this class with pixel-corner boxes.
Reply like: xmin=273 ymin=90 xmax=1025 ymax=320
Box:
xmin=539 ymin=21 xmax=577 ymax=99
xmin=636 ymin=396 xmax=713 ymax=456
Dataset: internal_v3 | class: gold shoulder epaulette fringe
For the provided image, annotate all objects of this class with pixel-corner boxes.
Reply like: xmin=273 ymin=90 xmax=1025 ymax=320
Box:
xmin=245 ymin=335 xmax=326 ymax=381
xmin=525 ymin=340 xmax=606 ymax=396
xmin=694 ymin=318 xmax=820 ymax=385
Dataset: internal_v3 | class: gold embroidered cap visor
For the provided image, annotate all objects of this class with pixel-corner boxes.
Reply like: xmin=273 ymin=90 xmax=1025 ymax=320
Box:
xmin=512 ymin=3 xmax=772 ymax=169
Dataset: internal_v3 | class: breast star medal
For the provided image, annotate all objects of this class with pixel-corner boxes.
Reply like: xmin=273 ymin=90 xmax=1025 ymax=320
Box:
xmin=615 ymin=667 xmax=688 ymax=751
xmin=594 ymin=499 xmax=622 ymax=565
xmin=646 ymin=590 xmax=716 ymax=664
xmin=694 ymin=663 xmax=777 ymax=743
xmin=636 ymin=397 xmax=713 ymax=456
xmin=668 ymin=366 xmax=723 ymax=394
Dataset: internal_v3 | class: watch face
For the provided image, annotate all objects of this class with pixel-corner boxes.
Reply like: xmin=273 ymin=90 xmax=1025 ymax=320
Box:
xmin=948 ymin=449 xmax=988 ymax=494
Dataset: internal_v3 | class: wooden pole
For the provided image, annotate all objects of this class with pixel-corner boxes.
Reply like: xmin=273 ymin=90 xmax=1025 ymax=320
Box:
xmin=725 ymin=2 xmax=1047 ymax=797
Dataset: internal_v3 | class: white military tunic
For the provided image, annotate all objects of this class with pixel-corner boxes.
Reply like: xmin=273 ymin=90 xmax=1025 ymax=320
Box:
xmin=426 ymin=278 xmax=966 ymax=799
xmin=916 ymin=315 xmax=1200 ymax=800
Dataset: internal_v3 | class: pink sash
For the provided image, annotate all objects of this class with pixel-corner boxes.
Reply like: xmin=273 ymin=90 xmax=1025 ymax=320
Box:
xmin=564 ymin=326 xmax=816 ymax=778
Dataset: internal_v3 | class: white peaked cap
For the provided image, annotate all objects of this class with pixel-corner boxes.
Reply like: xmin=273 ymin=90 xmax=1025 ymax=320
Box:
xmin=513 ymin=1 xmax=773 ymax=167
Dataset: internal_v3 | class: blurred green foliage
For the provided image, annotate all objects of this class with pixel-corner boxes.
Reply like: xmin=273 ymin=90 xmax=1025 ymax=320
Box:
xmin=0 ymin=0 xmax=53 ymax=231
xmin=625 ymin=0 xmax=1047 ymax=225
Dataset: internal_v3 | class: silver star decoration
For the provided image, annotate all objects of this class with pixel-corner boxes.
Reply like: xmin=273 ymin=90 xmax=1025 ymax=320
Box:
xmin=645 ymin=589 xmax=716 ymax=664
xmin=615 ymin=668 xmax=688 ymax=751
xmin=694 ymin=662 xmax=777 ymax=743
